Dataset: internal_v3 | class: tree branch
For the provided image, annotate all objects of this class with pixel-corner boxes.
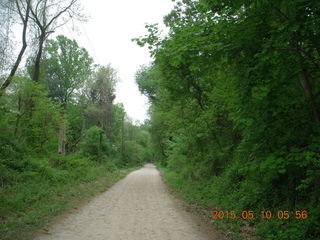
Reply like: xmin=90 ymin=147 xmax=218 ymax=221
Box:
xmin=45 ymin=0 xmax=77 ymax=30
xmin=0 ymin=0 xmax=31 ymax=97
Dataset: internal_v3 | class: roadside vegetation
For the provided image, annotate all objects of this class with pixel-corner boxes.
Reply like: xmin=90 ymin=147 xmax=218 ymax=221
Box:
xmin=0 ymin=162 xmax=131 ymax=240
xmin=134 ymin=0 xmax=320 ymax=239
xmin=0 ymin=1 xmax=151 ymax=239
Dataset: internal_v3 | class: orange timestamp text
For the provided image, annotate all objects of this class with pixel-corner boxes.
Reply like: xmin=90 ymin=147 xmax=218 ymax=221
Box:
xmin=210 ymin=210 xmax=308 ymax=220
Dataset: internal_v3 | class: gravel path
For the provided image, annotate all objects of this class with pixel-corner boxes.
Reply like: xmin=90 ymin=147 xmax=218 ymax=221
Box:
xmin=35 ymin=164 xmax=224 ymax=240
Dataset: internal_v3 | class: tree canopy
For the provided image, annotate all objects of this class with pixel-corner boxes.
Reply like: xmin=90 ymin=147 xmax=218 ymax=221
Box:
xmin=135 ymin=0 xmax=320 ymax=239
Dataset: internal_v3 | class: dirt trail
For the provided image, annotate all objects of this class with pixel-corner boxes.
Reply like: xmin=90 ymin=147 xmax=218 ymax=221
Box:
xmin=35 ymin=164 xmax=225 ymax=240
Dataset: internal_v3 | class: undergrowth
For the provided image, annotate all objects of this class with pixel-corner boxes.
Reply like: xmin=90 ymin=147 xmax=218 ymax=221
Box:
xmin=0 ymin=153 xmax=133 ymax=240
xmin=160 ymin=167 xmax=320 ymax=240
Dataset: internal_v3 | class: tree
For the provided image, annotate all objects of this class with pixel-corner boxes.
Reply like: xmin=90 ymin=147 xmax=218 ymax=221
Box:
xmin=1 ymin=76 xmax=59 ymax=153
xmin=111 ymin=103 xmax=126 ymax=160
xmin=84 ymin=65 xmax=117 ymax=140
xmin=45 ymin=35 xmax=93 ymax=104
xmin=44 ymin=35 xmax=93 ymax=154
xmin=80 ymin=126 xmax=109 ymax=162
xmin=135 ymin=0 xmax=320 ymax=238
xmin=28 ymin=0 xmax=84 ymax=82
xmin=0 ymin=0 xmax=31 ymax=97
xmin=0 ymin=0 xmax=15 ymax=81
xmin=135 ymin=64 xmax=158 ymax=102
xmin=0 ymin=0 xmax=84 ymax=96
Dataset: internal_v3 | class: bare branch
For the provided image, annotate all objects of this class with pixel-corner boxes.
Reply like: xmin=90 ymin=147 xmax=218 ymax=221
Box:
xmin=0 ymin=0 xmax=31 ymax=97
xmin=29 ymin=1 xmax=43 ymax=29
xmin=45 ymin=0 xmax=77 ymax=30
xmin=35 ymin=0 xmax=41 ymax=16
xmin=15 ymin=1 xmax=25 ymax=23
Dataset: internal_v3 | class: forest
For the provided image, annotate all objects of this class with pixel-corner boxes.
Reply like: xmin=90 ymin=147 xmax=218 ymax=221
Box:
xmin=1 ymin=0 xmax=320 ymax=239
xmin=134 ymin=0 xmax=320 ymax=239
xmin=0 ymin=1 xmax=151 ymax=239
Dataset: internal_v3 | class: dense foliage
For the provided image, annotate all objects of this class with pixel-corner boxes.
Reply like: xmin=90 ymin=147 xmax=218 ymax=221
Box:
xmin=0 ymin=33 xmax=151 ymax=239
xmin=135 ymin=0 xmax=320 ymax=239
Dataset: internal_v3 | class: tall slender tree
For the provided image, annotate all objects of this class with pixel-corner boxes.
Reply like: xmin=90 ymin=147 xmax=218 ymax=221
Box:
xmin=44 ymin=35 xmax=93 ymax=154
xmin=0 ymin=0 xmax=31 ymax=97
xmin=28 ymin=0 xmax=84 ymax=82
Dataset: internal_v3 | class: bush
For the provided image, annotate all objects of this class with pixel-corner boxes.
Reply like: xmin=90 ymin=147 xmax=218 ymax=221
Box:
xmin=80 ymin=126 xmax=111 ymax=161
xmin=121 ymin=140 xmax=145 ymax=167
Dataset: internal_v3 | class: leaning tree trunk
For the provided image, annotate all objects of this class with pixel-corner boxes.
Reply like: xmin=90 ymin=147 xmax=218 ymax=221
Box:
xmin=0 ymin=0 xmax=30 ymax=97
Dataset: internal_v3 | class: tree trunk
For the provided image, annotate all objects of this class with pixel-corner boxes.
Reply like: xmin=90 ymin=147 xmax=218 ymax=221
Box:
xmin=98 ymin=131 xmax=103 ymax=163
xmin=121 ymin=115 xmax=124 ymax=160
xmin=58 ymin=112 xmax=67 ymax=155
xmin=0 ymin=0 xmax=30 ymax=97
xmin=299 ymin=68 xmax=320 ymax=122
xmin=13 ymin=96 xmax=22 ymax=136
xmin=296 ymin=49 xmax=320 ymax=122
xmin=33 ymin=32 xmax=45 ymax=82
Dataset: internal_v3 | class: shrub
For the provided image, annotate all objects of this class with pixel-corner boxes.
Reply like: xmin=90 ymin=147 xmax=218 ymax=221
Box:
xmin=80 ymin=126 xmax=111 ymax=161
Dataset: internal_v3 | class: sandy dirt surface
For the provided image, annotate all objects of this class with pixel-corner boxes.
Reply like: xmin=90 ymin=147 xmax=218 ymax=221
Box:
xmin=35 ymin=164 xmax=225 ymax=240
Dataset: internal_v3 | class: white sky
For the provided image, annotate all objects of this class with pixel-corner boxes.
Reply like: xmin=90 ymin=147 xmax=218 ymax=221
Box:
xmin=57 ymin=0 xmax=175 ymax=122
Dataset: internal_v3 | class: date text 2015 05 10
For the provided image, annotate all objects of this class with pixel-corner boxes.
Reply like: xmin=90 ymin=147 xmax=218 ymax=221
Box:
xmin=210 ymin=210 xmax=308 ymax=220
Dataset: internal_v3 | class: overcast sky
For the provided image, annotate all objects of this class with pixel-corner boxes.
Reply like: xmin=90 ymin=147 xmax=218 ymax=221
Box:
xmin=57 ymin=0 xmax=175 ymax=123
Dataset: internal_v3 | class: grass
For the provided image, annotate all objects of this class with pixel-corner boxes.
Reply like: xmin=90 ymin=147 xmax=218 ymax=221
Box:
xmin=159 ymin=166 xmax=320 ymax=240
xmin=158 ymin=166 xmax=256 ymax=240
xmin=0 ymin=154 xmax=137 ymax=240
